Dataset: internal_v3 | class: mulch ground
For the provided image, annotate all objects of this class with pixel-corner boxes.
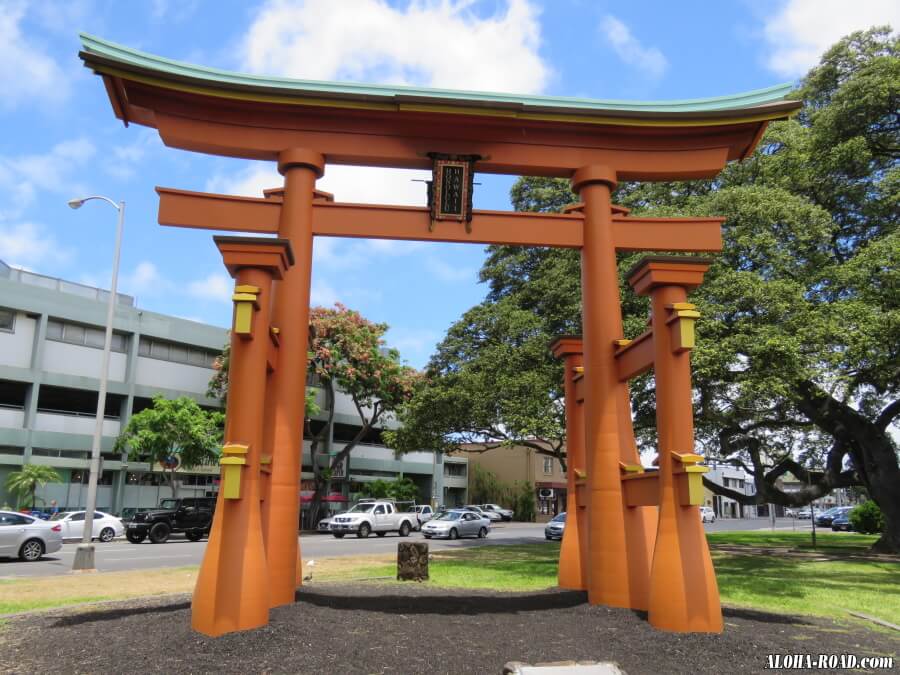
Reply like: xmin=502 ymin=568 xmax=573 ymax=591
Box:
xmin=1 ymin=583 xmax=897 ymax=675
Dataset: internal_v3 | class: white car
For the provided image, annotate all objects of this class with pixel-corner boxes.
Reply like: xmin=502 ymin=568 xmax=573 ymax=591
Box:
xmin=0 ymin=510 xmax=63 ymax=561
xmin=50 ymin=511 xmax=125 ymax=543
xmin=464 ymin=505 xmax=502 ymax=522
xmin=413 ymin=505 xmax=434 ymax=527
xmin=700 ymin=506 xmax=716 ymax=523
xmin=481 ymin=503 xmax=514 ymax=521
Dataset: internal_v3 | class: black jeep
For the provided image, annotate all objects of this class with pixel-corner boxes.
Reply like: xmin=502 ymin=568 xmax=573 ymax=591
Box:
xmin=125 ymin=497 xmax=216 ymax=544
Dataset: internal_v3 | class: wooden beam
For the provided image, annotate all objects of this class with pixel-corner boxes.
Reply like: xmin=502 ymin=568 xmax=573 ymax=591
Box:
xmin=311 ymin=202 xmax=584 ymax=247
xmin=615 ymin=330 xmax=655 ymax=381
xmin=612 ymin=217 xmax=722 ymax=253
xmin=157 ymin=187 xmax=280 ymax=233
xmin=622 ymin=471 xmax=659 ymax=507
xmin=158 ymin=186 xmax=722 ymax=252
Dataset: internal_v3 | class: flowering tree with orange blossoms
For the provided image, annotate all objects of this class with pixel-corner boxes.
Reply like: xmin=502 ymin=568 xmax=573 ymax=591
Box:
xmin=304 ymin=304 xmax=421 ymax=527
xmin=207 ymin=305 xmax=420 ymax=527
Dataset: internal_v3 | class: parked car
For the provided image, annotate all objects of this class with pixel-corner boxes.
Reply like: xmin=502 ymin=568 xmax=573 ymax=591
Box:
xmin=464 ymin=505 xmax=502 ymax=522
xmin=125 ymin=497 xmax=216 ymax=544
xmin=480 ymin=503 xmax=513 ymax=521
xmin=784 ymin=508 xmax=796 ymax=517
xmin=49 ymin=511 xmax=124 ymax=542
xmin=421 ymin=510 xmax=490 ymax=539
xmin=796 ymin=508 xmax=812 ymax=519
xmin=413 ymin=505 xmax=434 ymax=527
xmin=317 ymin=513 xmax=341 ymax=533
xmin=544 ymin=512 xmax=566 ymax=540
xmin=700 ymin=506 xmax=716 ymax=523
xmin=815 ymin=506 xmax=851 ymax=527
xmin=329 ymin=500 xmax=417 ymax=539
xmin=831 ymin=513 xmax=854 ymax=532
xmin=0 ymin=510 xmax=63 ymax=561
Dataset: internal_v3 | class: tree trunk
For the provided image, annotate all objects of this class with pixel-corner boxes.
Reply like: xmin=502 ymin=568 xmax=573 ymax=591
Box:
xmin=165 ymin=468 xmax=180 ymax=499
xmin=793 ymin=381 xmax=900 ymax=553
xmin=306 ymin=379 xmax=336 ymax=530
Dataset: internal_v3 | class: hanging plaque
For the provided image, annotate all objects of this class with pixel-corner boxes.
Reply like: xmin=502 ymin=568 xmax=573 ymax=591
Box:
xmin=427 ymin=153 xmax=479 ymax=232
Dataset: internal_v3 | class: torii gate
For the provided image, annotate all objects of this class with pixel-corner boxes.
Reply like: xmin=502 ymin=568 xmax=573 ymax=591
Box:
xmin=79 ymin=34 xmax=800 ymax=636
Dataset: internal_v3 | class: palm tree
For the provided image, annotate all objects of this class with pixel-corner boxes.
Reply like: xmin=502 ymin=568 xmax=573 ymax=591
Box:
xmin=5 ymin=465 xmax=61 ymax=509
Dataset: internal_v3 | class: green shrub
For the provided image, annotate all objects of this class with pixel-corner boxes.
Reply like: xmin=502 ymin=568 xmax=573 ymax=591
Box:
xmin=513 ymin=481 xmax=536 ymax=522
xmin=849 ymin=500 xmax=884 ymax=534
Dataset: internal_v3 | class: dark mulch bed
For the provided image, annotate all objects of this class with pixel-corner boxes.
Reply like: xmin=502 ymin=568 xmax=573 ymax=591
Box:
xmin=1 ymin=584 xmax=897 ymax=675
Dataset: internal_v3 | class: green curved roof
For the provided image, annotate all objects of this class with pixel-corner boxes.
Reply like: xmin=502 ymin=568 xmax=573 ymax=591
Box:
xmin=79 ymin=33 xmax=798 ymax=119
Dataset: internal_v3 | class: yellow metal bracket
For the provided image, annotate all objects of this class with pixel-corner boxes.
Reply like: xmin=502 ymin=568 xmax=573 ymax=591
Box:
xmin=573 ymin=468 xmax=587 ymax=480
xmin=666 ymin=303 xmax=701 ymax=353
xmin=220 ymin=443 xmax=249 ymax=499
xmin=618 ymin=461 xmax=645 ymax=474
xmin=671 ymin=451 xmax=709 ymax=505
xmin=232 ymin=284 xmax=261 ymax=336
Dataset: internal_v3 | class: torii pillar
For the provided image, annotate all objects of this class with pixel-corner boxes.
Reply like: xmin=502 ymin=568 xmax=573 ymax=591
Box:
xmin=192 ymin=236 xmax=293 ymax=637
xmin=627 ymin=256 xmax=722 ymax=632
xmin=260 ymin=149 xmax=325 ymax=608
xmin=573 ymin=166 xmax=654 ymax=610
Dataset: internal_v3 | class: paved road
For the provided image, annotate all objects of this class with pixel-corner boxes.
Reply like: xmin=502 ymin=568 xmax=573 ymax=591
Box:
xmin=0 ymin=517 xmax=814 ymax=578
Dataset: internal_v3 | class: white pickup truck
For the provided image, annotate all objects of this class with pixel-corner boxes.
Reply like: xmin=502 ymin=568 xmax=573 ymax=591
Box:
xmin=329 ymin=500 xmax=418 ymax=539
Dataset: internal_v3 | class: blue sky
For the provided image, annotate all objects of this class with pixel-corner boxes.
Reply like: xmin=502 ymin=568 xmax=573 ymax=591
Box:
xmin=1 ymin=0 xmax=897 ymax=367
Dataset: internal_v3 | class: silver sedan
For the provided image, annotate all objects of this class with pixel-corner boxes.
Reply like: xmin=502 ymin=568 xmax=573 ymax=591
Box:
xmin=0 ymin=510 xmax=63 ymax=561
xmin=421 ymin=510 xmax=490 ymax=539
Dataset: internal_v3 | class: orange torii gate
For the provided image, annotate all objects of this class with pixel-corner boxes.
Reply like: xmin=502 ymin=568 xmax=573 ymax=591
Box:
xmin=78 ymin=34 xmax=801 ymax=636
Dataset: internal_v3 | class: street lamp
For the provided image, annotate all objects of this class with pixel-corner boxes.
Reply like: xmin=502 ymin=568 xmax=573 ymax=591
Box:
xmin=68 ymin=196 xmax=125 ymax=572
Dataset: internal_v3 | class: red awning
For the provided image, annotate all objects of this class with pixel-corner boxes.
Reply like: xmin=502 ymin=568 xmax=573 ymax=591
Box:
xmin=300 ymin=493 xmax=348 ymax=503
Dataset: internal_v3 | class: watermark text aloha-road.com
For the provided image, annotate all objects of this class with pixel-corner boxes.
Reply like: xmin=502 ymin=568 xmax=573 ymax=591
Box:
xmin=765 ymin=654 xmax=894 ymax=670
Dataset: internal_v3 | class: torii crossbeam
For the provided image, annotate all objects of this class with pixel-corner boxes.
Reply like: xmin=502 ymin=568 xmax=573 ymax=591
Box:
xmin=78 ymin=33 xmax=801 ymax=637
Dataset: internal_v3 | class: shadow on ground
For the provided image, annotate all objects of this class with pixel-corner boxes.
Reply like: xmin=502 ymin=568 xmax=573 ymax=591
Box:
xmin=295 ymin=586 xmax=586 ymax=615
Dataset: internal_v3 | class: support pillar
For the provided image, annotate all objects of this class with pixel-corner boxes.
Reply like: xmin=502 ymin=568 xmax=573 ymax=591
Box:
xmin=628 ymin=256 xmax=722 ymax=633
xmin=260 ymin=148 xmax=324 ymax=608
xmin=550 ymin=337 xmax=586 ymax=590
xmin=192 ymin=236 xmax=293 ymax=637
xmin=573 ymin=166 xmax=651 ymax=609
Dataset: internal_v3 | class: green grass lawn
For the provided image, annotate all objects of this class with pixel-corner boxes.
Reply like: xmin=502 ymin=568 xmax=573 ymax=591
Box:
xmin=415 ymin=536 xmax=899 ymax=626
xmin=707 ymin=530 xmax=880 ymax=552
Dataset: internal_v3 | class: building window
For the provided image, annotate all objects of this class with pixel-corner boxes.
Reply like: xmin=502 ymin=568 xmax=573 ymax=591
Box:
xmin=46 ymin=319 xmax=127 ymax=353
xmin=444 ymin=463 xmax=466 ymax=477
xmin=543 ymin=457 xmax=554 ymax=474
xmin=0 ymin=308 xmax=15 ymax=332
xmin=139 ymin=337 xmax=217 ymax=368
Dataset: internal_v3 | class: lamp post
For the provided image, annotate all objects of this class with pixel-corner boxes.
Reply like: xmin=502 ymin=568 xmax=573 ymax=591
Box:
xmin=67 ymin=196 xmax=125 ymax=572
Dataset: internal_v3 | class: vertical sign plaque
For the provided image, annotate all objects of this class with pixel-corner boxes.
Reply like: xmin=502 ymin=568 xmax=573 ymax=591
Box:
xmin=427 ymin=153 xmax=479 ymax=232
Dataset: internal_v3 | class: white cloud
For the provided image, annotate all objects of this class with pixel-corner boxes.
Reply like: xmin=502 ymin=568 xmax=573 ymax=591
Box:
xmin=0 ymin=222 xmax=69 ymax=269
xmin=0 ymin=137 xmax=96 ymax=221
xmin=385 ymin=326 xmax=441 ymax=365
xmin=187 ymin=273 xmax=233 ymax=302
xmin=241 ymin=0 xmax=550 ymax=93
xmin=121 ymin=261 xmax=165 ymax=295
xmin=427 ymin=255 xmax=475 ymax=282
xmin=310 ymin=279 xmax=340 ymax=306
xmin=763 ymin=0 xmax=900 ymax=77
xmin=206 ymin=162 xmax=431 ymax=206
xmin=206 ymin=164 xmax=280 ymax=198
xmin=0 ymin=2 xmax=69 ymax=110
xmin=106 ymin=130 xmax=164 ymax=181
xmin=599 ymin=15 xmax=667 ymax=80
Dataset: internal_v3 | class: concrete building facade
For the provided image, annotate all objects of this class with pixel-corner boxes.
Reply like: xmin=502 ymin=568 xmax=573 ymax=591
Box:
xmin=0 ymin=261 xmax=464 ymax=515
xmin=456 ymin=444 xmax=567 ymax=521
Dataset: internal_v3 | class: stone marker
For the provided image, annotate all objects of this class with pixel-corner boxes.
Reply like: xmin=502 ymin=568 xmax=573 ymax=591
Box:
xmin=397 ymin=542 xmax=429 ymax=581
xmin=503 ymin=662 xmax=626 ymax=675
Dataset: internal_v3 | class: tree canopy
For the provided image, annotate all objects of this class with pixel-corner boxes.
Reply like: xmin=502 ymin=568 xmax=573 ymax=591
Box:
xmin=5 ymin=465 xmax=61 ymax=509
xmin=116 ymin=396 xmax=224 ymax=499
xmin=392 ymin=27 xmax=899 ymax=551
